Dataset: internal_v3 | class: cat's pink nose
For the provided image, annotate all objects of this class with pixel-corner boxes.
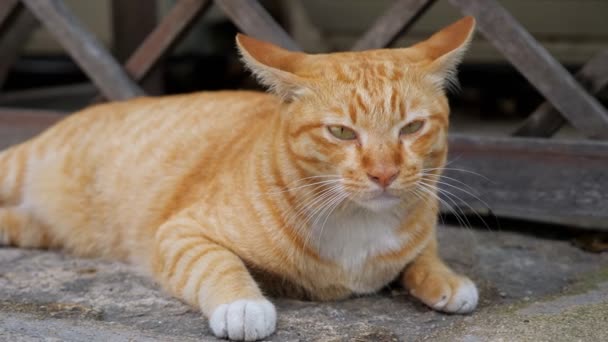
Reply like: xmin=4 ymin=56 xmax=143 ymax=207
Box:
xmin=367 ymin=169 xmax=399 ymax=188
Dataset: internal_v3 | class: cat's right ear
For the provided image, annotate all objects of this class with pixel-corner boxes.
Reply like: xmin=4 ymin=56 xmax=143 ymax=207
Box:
xmin=236 ymin=34 xmax=310 ymax=101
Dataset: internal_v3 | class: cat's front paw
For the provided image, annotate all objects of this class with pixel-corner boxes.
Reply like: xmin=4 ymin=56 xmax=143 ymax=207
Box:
xmin=406 ymin=271 xmax=478 ymax=314
xmin=209 ymin=299 xmax=276 ymax=341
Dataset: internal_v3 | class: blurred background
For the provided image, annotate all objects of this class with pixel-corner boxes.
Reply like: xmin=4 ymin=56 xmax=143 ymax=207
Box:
xmin=2 ymin=0 xmax=607 ymax=140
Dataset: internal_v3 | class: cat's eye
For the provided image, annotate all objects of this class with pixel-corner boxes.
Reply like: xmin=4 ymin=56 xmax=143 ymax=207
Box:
xmin=400 ymin=120 xmax=425 ymax=136
xmin=327 ymin=125 xmax=357 ymax=140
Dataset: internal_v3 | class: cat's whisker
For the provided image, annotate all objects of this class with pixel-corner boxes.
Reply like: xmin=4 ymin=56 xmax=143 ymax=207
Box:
xmin=420 ymin=170 xmax=498 ymax=232
xmin=429 ymin=184 xmax=476 ymax=231
xmin=422 ymin=167 xmax=493 ymax=183
xmin=299 ymin=187 xmax=344 ymax=238
xmin=310 ymin=191 xmax=346 ymax=229
xmin=281 ymin=184 xmax=344 ymax=262
xmin=422 ymin=177 xmax=492 ymax=216
xmin=313 ymin=192 xmax=349 ymax=252
xmin=419 ymin=177 xmax=492 ymax=232
xmin=282 ymin=175 xmax=343 ymax=188
xmin=252 ymin=177 xmax=342 ymax=197
xmin=418 ymin=181 xmax=481 ymax=244
xmin=269 ymin=182 xmax=337 ymax=260
xmin=286 ymin=183 xmax=343 ymax=226
xmin=410 ymin=187 xmax=450 ymax=226
xmin=410 ymin=188 xmax=446 ymax=226
xmin=295 ymin=189 xmax=345 ymax=264
xmin=415 ymin=182 xmax=472 ymax=231
xmin=420 ymin=172 xmax=480 ymax=195
xmin=417 ymin=181 xmax=469 ymax=223
xmin=261 ymin=179 xmax=342 ymax=196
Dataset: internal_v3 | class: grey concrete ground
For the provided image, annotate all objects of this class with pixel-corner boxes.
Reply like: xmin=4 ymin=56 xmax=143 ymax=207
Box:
xmin=1 ymin=225 xmax=607 ymax=342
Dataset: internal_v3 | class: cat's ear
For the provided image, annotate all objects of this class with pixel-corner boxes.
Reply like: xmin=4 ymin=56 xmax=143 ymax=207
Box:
xmin=236 ymin=34 xmax=310 ymax=101
xmin=414 ymin=16 xmax=476 ymax=90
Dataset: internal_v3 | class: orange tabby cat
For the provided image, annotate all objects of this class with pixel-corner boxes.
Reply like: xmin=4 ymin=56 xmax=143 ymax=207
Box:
xmin=0 ymin=17 xmax=477 ymax=341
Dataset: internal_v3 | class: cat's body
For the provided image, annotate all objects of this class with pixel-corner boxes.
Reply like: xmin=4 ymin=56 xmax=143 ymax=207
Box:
xmin=0 ymin=17 xmax=478 ymax=341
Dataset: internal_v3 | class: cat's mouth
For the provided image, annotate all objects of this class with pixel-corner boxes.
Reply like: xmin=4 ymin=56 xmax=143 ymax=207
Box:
xmin=356 ymin=190 xmax=402 ymax=211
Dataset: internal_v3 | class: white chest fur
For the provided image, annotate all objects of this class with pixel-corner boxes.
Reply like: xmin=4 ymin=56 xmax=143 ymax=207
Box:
xmin=310 ymin=206 xmax=407 ymax=272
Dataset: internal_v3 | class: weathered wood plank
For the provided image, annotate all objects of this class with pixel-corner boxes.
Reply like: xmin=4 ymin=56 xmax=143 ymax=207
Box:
xmin=214 ymin=0 xmax=300 ymax=51
xmin=446 ymin=134 xmax=608 ymax=229
xmin=0 ymin=109 xmax=65 ymax=150
xmin=124 ymin=0 xmax=212 ymax=82
xmin=448 ymin=0 xmax=608 ymax=140
xmin=0 ymin=5 xmax=38 ymax=87
xmin=0 ymin=83 xmax=95 ymax=106
xmin=22 ymin=0 xmax=143 ymax=100
xmin=513 ymin=49 xmax=608 ymax=137
xmin=352 ymin=0 xmax=436 ymax=51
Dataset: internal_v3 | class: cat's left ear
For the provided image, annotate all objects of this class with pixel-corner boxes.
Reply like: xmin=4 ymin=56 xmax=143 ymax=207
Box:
xmin=414 ymin=16 xmax=476 ymax=89
xmin=236 ymin=34 xmax=310 ymax=101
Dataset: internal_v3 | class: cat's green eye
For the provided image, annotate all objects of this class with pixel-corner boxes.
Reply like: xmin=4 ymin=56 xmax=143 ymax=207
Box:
xmin=328 ymin=125 xmax=357 ymax=140
xmin=400 ymin=120 xmax=425 ymax=136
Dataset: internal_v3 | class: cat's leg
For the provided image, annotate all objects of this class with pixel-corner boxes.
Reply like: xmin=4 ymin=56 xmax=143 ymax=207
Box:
xmin=153 ymin=216 xmax=276 ymax=341
xmin=0 ymin=207 xmax=50 ymax=248
xmin=402 ymin=238 xmax=478 ymax=313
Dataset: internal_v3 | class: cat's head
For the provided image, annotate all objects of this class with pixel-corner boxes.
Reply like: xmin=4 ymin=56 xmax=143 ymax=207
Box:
xmin=237 ymin=17 xmax=475 ymax=212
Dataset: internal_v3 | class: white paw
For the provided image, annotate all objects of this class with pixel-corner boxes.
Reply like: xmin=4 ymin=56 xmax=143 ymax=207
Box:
xmin=209 ymin=299 xmax=276 ymax=341
xmin=435 ymin=278 xmax=478 ymax=314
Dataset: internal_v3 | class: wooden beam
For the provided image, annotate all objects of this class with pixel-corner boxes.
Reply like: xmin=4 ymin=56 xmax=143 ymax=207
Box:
xmin=513 ymin=49 xmax=608 ymax=137
xmin=22 ymin=0 xmax=143 ymax=100
xmin=352 ymin=0 xmax=436 ymax=51
xmin=0 ymin=83 xmax=95 ymax=106
xmin=0 ymin=109 xmax=66 ymax=149
xmin=446 ymin=134 xmax=608 ymax=229
xmin=214 ymin=0 xmax=300 ymax=51
xmin=0 ymin=5 xmax=38 ymax=87
xmin=448 ymin=0 xmax=608 ymax=140
xmin=92 ymin=0 xmax=212 ymax=102
xmin=124 ymin=0 xmax=212 ymax=82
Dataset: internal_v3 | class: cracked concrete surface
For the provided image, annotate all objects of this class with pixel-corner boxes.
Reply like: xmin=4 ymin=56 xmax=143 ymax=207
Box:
xmin=1 ymin=225 xmax=607 ymax=341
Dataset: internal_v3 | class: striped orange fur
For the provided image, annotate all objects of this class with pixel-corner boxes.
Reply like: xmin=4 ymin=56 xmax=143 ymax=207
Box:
xmin=0 ymin=17 xmax=478 ymax=341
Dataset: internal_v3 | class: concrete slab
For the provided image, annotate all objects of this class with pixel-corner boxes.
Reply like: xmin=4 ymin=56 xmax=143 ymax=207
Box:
xmin=1 ymin=225 xmax=607 ymax=341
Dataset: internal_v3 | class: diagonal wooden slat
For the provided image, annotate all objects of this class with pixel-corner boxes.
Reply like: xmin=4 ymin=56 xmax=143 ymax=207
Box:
xmin=513 ymin=49 xmax=608 ymax=138
xmin=0 ymin=0 xmax=19 ymax=32
xmin=214 ymin=0 xmax=300 ymax=51
xmin=448 ymin=0 xmax=608 ymax=140
xmin=22 ymin=0 xmax=143 ymax=101
xmin=124 ymin=0 xmax=212 ymax=82
xmin=91 ymin=0 xmax=212 ymax=102
xmin=0 ymin=4 xmax=38 ymax=87
xmin=352 ymin=0 xmax=436 ymax=51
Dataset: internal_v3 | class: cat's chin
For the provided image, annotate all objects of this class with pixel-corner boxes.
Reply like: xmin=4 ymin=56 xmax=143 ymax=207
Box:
xmin=356 ymin=192 xmax=403 ymax=212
